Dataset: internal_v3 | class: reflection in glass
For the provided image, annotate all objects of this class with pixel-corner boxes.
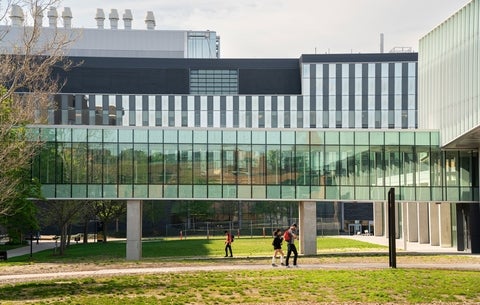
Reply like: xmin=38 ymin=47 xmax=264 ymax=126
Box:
xmin=31 ymin=127 xmax=477 ymax=202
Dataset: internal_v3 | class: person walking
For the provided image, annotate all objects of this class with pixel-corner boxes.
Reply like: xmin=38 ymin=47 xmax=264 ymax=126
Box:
xmin=224 ymin=230 xmax=233 ymax=257
xmin=284 ymin=223 xmax=298 ymax=268
xmin=271 ymin=228 xmax=285 ymax=266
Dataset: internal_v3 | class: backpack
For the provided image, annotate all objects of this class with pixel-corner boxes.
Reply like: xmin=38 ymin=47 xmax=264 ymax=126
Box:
xmin=231 ymin=234 xmax=234 ymax=242
xmin=283 ymin=230 xmax=290 ymax=241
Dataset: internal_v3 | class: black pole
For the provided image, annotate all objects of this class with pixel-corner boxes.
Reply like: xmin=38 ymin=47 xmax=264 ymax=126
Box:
xmin=388 ymin=188 xmax=396 ymax=268
xmin=29 ymin=233 xmax=33 ymax=259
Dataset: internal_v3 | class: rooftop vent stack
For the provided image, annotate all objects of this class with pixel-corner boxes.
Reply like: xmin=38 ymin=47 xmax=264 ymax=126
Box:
xmin=109 ymin=9 xmax=119 ymax=29
xmin=123 ymin=9 xmax=133 ymax=30
xmin=95 ymin=8 xmax=105 ymax=29
xmin=47 ymin=7 xmax=58 ymax=28
xmin=34 ymin=6 xmax=43 ymax=27
xmin=145 ymin=11 xmax=155 ymax=30
xmin=380 ymin=33 xmax=384 ymax=53
xmin=10 ymin=4 xmax=24 ymax=27
xmin=62 ymin=7 xmax=72 ymax=29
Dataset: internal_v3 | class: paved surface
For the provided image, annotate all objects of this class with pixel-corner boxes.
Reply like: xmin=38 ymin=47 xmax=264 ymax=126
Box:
xmin=2 ymin=235 xmax=478 ymax=284
xmin=1 ymin=261 xmax=480 ymax=284
xmin=4 ymin=240 xmax=58 ymax=259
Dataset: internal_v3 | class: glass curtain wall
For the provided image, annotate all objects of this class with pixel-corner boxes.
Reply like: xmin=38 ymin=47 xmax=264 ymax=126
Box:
xmin=31 ymin=127 xmax=478 ymax=202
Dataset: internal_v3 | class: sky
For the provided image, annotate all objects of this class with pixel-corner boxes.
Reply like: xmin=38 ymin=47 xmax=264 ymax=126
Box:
xmin=59 ymin=0 xmax=471 ymax=58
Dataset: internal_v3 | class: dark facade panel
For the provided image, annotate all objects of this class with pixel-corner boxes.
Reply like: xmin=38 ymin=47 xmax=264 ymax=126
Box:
xmin=300 ymin=53 xmax=418 ymax=63
xmin=238 ymin=68 xmax=300 ymax=94
xmin=54 ymin=56 xmax=301 ymax=95
xmin=55 ymin=67 xmax=189 ymax=94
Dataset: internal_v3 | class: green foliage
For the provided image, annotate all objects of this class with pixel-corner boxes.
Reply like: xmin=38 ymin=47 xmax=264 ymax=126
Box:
xmin=93 ymin=200 xmax=127 ymax=242
xmin=0 ymin=169 xmax=41 ymax=243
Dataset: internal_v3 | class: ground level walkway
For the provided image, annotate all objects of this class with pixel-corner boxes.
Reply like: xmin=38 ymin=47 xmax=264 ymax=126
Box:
xmin=2 ymin=235 xmax=478 ymax=284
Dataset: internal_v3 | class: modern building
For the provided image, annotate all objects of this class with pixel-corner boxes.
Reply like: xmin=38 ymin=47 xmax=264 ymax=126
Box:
xmin=418 ymin=0 xmax=480 ymax=252
xmin=3 ymin=2 xmax=480 ymax=259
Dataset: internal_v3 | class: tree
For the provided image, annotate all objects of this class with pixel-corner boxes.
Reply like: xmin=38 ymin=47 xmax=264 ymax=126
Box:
xmin=0 ymin=169 xmax=42 ymax=244
xmin=93 ymin=200 xmax=126 ymax=243
xmin=0 ymin=0 xmax=74 ymax=216
xmin=39 ymin=200 xmax=86 ymax=255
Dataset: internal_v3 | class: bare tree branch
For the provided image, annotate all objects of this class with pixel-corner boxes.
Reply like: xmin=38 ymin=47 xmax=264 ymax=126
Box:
xmin=0 ymin=0 xmax=76 ymax=215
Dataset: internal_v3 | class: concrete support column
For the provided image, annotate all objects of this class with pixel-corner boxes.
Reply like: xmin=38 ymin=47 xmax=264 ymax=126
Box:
xmin=418 ymin=202 xmax=429 ymax=244
xmin=395 ymin=202 xmax=401 ymax=239
xmin=373 ymin=202 xmax=384 ymax=236
xmin=407 ymin=202 xmax=418 ymax=242
xmin=299 ymin=201 xmax=317 ymax=255
xmin=440 ymin=202 xmax=452 ymax=247
xmin=401 ymin=202 xmax=408 ymax=250
xmin=429 ymin=202 xmax=440 ymax=246
xmin=126 ymin=200 xmax=143 ymax=260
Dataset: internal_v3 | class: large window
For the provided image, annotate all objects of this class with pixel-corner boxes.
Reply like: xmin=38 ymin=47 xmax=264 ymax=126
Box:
xmin=190 ymin=69 xmax=238 ymax=95
xmin=32 ymin=127 xmax=477 ymax=202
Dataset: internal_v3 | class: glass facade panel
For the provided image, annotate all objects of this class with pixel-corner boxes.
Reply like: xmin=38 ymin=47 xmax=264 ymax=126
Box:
xmin=281 ymin=145 xmax=295 ymax=185
xmin=103 ymin=185 xmax=117 ymax=198
xmin=207 ymin=144 xmax=222 ymax=184
xmin=370 ymin=132 xmax=384 ymax=145
xmin=179 ymin=130 xmax=192 ymax=143
xmin=134 ymin=185 xmax=148 ymax=198
xmin=55 ymin=184 xmax=70 ymax=198
xmin=179 ymin=144 xmax=193 ymax=184
xmin=30 ymin=127 xmax=478 ymax=202
xmin=251 ymin=145 xmax=266 ymax=184
xmin=134 ymin=144 xmax=148 ymax=184
xmin=223 ymin=145 xmax=237 ymax=184
xmin=208 ymin=185 xmax=222 ymax=198
xmin=355 ymin=186 xmax=369 ymax=199
xmin=164 ymin=144 xmax=178 ymax=184
xmin=134 ymin=130 xmax=148 ymax=143
xmin=37 ymin=142 xmax=57 ymax=184
xmin=72 ymin=185 xmax=87 ymax=198
xmin=341 ymin=186 xmax=354 ymax=200
xmin=267 ymin=186 xmax=281 ymax=199
xmin=179 ymin=185 xmax=193 ymax=198
xmin=40 ymin=128 xmax=56 ymax=141
xmin=104 ymin=129 xmax=118 ymax=143
xmin=311 ymin=131 xmax=324 ymax=145
xmin=355 ymin=146 xmax=370 ymax=185
xmin=339 ymin=145 xmax=354 ymax=186
xmin=267 ymin=131 xmax=281 ymax=144
xmin=190 ymin=69 xmax=238 ymax=95
xmin=88 ymin=143 xmax=103 ymax=184
xmin=355 ymin=132 xmax=369 ymax=145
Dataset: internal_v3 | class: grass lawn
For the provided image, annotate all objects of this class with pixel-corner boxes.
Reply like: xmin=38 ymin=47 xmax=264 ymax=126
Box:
xmin=0 ymin=267 xmax=479 ymax=304
xmin=1 ymin=237 xmax=479 ymax=304
xmin=5 ymin=236 xmax=387 ymax=263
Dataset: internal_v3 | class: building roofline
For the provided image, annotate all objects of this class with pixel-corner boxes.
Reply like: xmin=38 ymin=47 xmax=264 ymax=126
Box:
xmin=300 ymin=52 xmax=418 ymax=63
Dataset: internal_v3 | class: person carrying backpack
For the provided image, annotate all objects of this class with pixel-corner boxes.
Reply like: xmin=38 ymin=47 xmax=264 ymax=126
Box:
xmin=284 ymin=223 xmax=298 ymax=268
xmin=224 ymin=230 xmax=233 ymax=257
xmin=271 ymin=228 xmax=285 ymax=266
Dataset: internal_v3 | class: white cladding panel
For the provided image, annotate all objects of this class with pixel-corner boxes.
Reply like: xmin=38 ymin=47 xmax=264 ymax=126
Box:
xmin=418 ymin=0 xmax=480 ymax=147
xmin=0 ymin=25 xmax=218 ymax=58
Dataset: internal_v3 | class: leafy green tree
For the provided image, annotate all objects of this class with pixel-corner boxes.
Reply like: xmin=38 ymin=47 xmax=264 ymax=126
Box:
xmin=0 ymin=169 xmax=42 ymax=244
xmin=39 ymin=200 xmax=87 ymax=255
xmin=93 ymin=200 xmax=126 ymax=243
